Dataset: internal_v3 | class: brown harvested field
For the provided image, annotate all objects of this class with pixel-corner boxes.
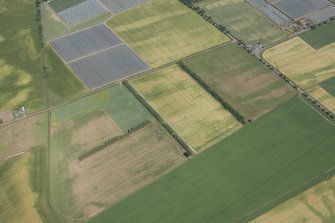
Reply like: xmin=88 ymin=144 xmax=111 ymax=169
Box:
xmin=71 ymin=123 xmax=185 ymax=218
xmin=251 ymin=176 xmax=335 ymax=223
xmin=50 ymin=103 xmax=184 ymax=222
xmin=308 ymin=86 xmax=335 ymax=114
xmin=70 ymin=111 xmax=123 ymax=151
xmin=0 ymin=113 xmax=48 ymax=159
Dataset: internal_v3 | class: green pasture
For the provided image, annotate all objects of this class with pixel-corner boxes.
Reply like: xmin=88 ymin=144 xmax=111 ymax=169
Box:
xmin=53 ymin=84 xmax=151 ymax=131
xmin=320 ymin=76 xmax=335 ymax=97
xmin=183 ymin=44 xmax=295 ymax=120
xmin=196 ymin=0 xmax=287 ymax=45
xmin=301 ymin=21 xmax=335 ymax=49
xmin=45 ymin=47 xmax=87 ymax=106
xmin=89 ymin=97 xmax=335 ymax=223
xmin=107 ymin=0 xmax=229 ymax=67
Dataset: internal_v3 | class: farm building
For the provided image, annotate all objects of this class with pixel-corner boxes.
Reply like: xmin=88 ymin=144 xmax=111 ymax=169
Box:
xmin=269 ymin=0 xmax=335 ymax=24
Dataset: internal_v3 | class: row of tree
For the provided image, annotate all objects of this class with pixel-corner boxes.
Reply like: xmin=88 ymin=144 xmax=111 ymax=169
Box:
xmin=123 ymin=81 xmax=193 ymax=157
xmin=35 ymin=0 xmax=44 ymax=47
xmin=78 ymin=120 xmax=153 ymax=161
xmin=177 ymin=62 xmax=246 ymax=124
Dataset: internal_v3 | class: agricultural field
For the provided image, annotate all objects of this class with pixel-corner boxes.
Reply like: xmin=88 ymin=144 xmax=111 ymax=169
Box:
xmin=0 ymin=113 xmax=48 ymax=159
xmin=44 ymin=47 xmax=88 ymax=106
xmin=100 ymin=0 xmax=150 ymax=14
xmin=251 ymin=176 xmax=335 ymax=223
xmin=301 ymin=21 xmax=335 ymax=49
xmin=129 ymin=64 xmax=242 ymax=152
xmin=0 ymin=0 xmax=46 ymax=112
xmin=263 ymin=22 xmax=335 ymax=113
xmin=49 ymin=85 xmax=185 ymax=222
xmin=107 ymin=0 xmax=229 ymax=67
xmin=88 ymin=97 xmax=335 ymax=223
xmin=195 ymin=0 xmax=287 ymax=45
xmin=183 ymin=44 xmax=296 ymax=121
xmin=0 ymin=150 xmax=43 ymax=223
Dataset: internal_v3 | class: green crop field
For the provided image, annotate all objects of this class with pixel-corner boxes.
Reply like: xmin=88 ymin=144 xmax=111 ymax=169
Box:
xmin=251 ymin=176 xmax=335 ymax=223
xmin=45 ymin=47 xmax=88 ymax=106
xmin=49 ymin=0 xmax=86 ymax=12
xmin=320 ymin=76 xmax=335 ymax=97
xmin=129 ymin=64 xmax=242 ymax=152
xmin=49 ymin=84 xmax=185 ymax=221
xmin=195 ymin=0 xmax=287 ymax=45
xmin=0 ymin=113 xmax=48 ymax=159
xmin=183 ymin=44 xmax=296 ymax=121
xmin=107 ymin=0 xmax=229 ymax=67
xmin=301 ymin=21 xmax=335 ymax=49
xmin=89 ymin=97 xmax=335 ymax=223
xmin=0 ymin=150 xmax=43 ymax=223
xmin=0 ymin=0 xmax=46 ymax=112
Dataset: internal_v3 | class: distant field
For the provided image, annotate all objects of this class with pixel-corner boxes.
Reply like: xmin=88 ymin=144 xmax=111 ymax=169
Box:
xmin=183 ymin=44 xmax=295 ymax=121
xmin=0 ymin=0 xmax=45 ymax=112
xmin=45 ymin=47 xmax=88 ymax=106
xmin=320 ymin=76 xmax=335 ymax=97
xmin=196 ymin=0 xmax=287 ymax=45
xmin=0 ymin=151 xmax=43 ymax=223
xmin=107 ymin=0 xmax=229 ymax=67
xmin=130 ymin=64 xmax=242 ymax=152
xmin=50 ymin=85 xmax=185 ymax=221
xmin=308 ymin=85 xmax=335 ymax=114
xmin=0 ymin=113 xmax=48 ymax=159
xmin=301 ymin=21 xmax=335 ymax=49
xmin=263 ymin=37 xmax=335 ymax=89
xmin=251 ymin=176 xmax=335 ymax=223
xmin=49 ymin=0 xmax=86 ymax=12
xmin=89 ymin=97 xmax=335 ymax=223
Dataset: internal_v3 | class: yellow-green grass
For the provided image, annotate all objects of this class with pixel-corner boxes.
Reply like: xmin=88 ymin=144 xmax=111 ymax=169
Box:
xmin=0 ymin=151 xmax=43 ymax=223
xmin=183 ymin=44 xmax=296 ymax=121
xmin=49 ymin=85 xmax=184 ymax=221
xmin=251 ymin=176 xmax=335 ymax=223
xmin=0 ymin=113 xmax=48 ymax=159
xmin=196 ymin=0 xmax=287 ymax=45
xmin=129 ymin=64 xmax=242 ymax=152
xmin=308 ymin=85 xmax=335 ymax=114
xmin=263 ymin=37 xmax=335 ymax=90
xmin=107 ymin=0 xmax=229 ymax=67
xmin=45 ymin=47 xmax=88 ymax=106
xmin=0 ymin=0 xmax=45 ymax=112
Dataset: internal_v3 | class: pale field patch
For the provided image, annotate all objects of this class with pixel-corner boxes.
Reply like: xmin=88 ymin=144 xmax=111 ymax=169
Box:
xmin=263 ymin=37 xmax=335 ymax=89
xmin=0 ymin=152 xmax=43 ymax=223
xmin=0 ymin=113 xmax=48 ymax=159
xmin=251 ymin=177 xmax=335 ymax=223
xmin=130 ymin=65 xmax=242 ymax=152
xmin=308 ymin=86 xmax=335 ymax=114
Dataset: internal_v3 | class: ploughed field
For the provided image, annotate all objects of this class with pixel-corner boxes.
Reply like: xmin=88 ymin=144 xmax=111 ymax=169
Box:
xmin=183 ymin=43 xmax=296 ymax=121
xmin=107 ymin=0 xmax=229 ymax=67
xmin=88 ymin=97 xmax=335 ymax=223
xmin=49 ymin=85 xmax=186 ymax=222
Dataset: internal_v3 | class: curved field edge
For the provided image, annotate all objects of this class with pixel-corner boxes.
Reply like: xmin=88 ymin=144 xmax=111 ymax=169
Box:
xmin=88 ymin=97 xmax=335 ymax=223
xmin=106 ymin=0 xmax=230 ymax=67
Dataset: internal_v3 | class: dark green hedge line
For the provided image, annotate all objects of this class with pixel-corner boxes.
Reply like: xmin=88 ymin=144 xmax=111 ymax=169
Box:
xmin=78 ymin=120 xmax=152 ymax=161
xmin=123 ymin=81 xmax=193 ymax=157
xmin=177 ymin=62 xmax=246 ymax=124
